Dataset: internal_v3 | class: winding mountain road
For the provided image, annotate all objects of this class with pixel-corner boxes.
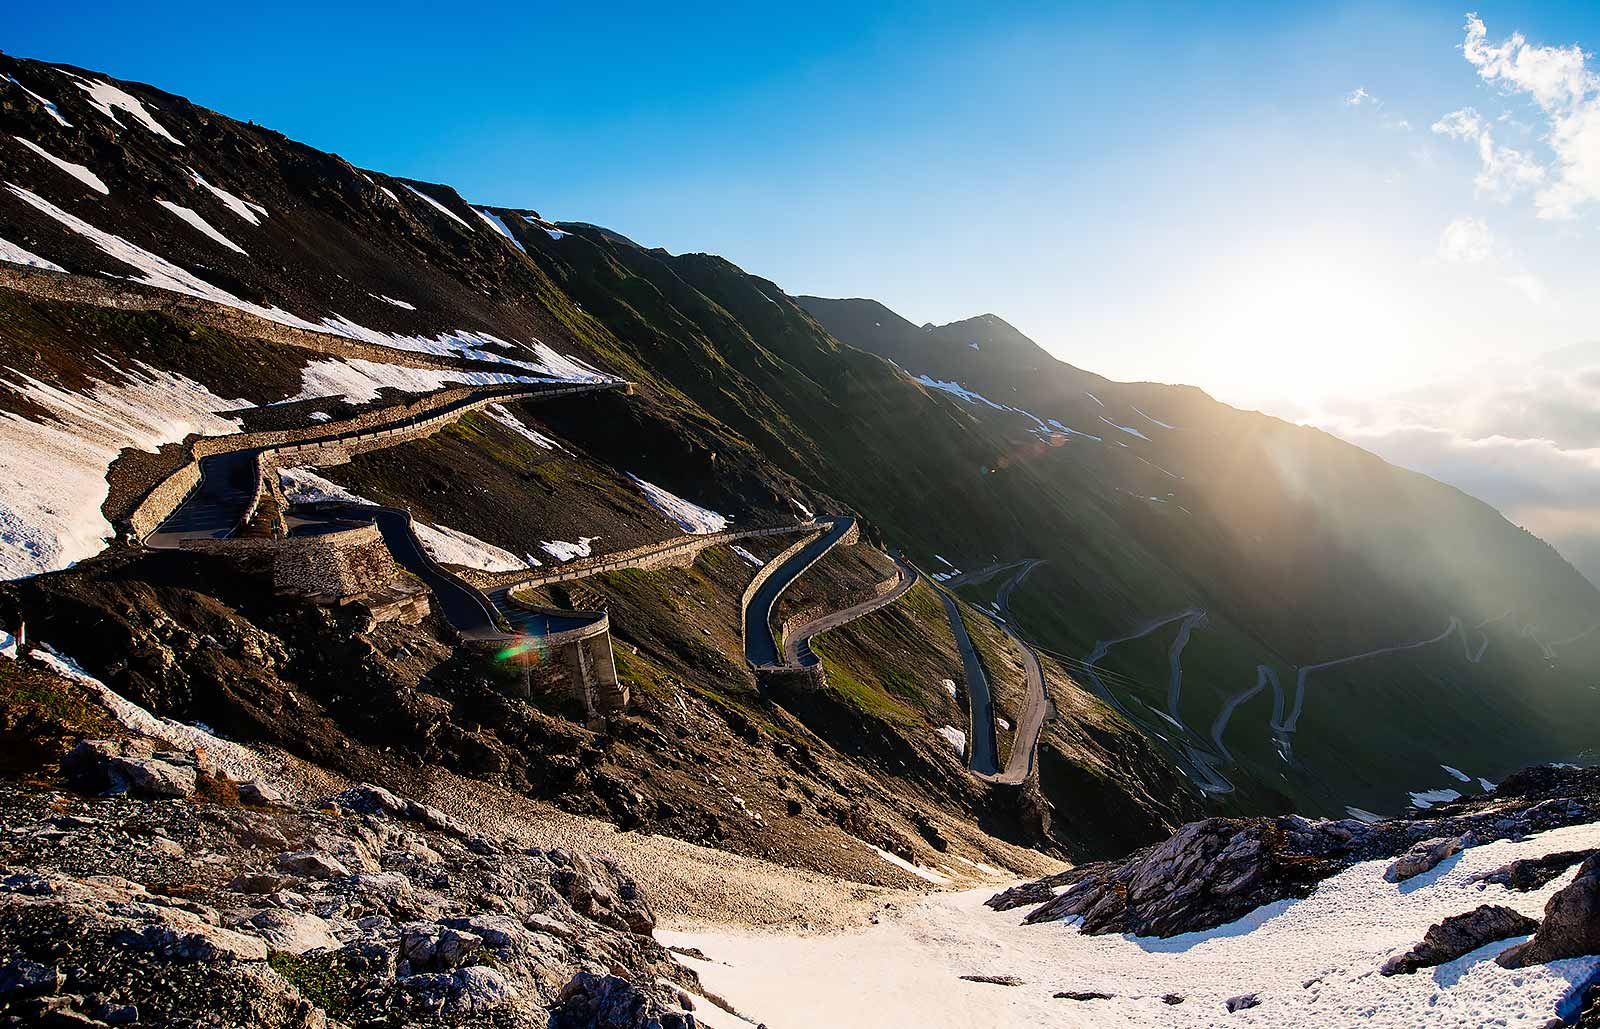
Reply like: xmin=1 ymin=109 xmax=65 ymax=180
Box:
xmin=933 ymin=559 xmax=1052 ymax=783
xmin=742 ymin=516 xmax=856 ymax=668
xmin=782 ymin=556 xmax=918 ymax=667
xmin=144 ymin=380 xmax=626 ymax=548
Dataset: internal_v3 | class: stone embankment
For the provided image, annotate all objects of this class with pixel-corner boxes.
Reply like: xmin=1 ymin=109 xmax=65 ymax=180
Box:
xmin=133 ymin=380 xmax=626 ymax=543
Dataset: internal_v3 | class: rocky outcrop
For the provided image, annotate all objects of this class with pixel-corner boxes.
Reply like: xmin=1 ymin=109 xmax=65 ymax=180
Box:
xmin=1022 ymin=816 xmax=1344 ymax=936
xmin=0 ymin=736 xmax=693 ymax=1028
xmin=1497 ymin=853 xmax=1600 ymax=968
xmin=1380 ymin=905 xmax=1539 ymax=975
xmin=60 ymin=738 xmax=202 ymax=799
xmin=1010 ymin=768 xmax=1599 ymax=938
xmin=1471 ymin=849 xmax=1596 ymax=891
xmin=548 ymin=972 xmax=698 ymax=1029
xmin=1385 ymin=833 xmax=1473 ymax=883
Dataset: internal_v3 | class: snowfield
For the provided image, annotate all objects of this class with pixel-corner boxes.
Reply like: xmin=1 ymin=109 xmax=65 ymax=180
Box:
xmin=2 ymin=74 xmax=72 ymax=127
xmin=0 ymin=234 xmax=65 ymax=272
xmin=411 ymin=522 xmax=531 ymax=573
xmin=0 ymin=363 xmax=246 ymax=578
xmin=663 ymin=820 xmax=1600 ymax=1028
xmin=6 ymin=185 xmax=610 ymax=381
xmin=283 ymin=358 xmax=554 ymax=405
xmin=189 ymin=169 xmax=267 ymax=225
xmin=12 ymin=137 xmax=108 ymax=194
xmin=70 ymin=76 xmax=184 ymax=146
xmin=156 ymin=200 xmax=247 ymax=254
xmin=627 ymin=474 xmax=729 ymax=534
xmin=541 ymin=537 xmax=600 ymax=562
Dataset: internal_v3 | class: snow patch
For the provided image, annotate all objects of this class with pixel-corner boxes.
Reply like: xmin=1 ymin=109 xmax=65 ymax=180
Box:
xmin=628 ymin=474 xmax=728 ymax=534
xmin=71 ymin=77 xmax=183 ymax=145
xmin=0 ymin=362 xmax=246 ymax=578
xmin=953 ymin=855 xmax=1004 ymax=876
xmin=790 ymin=497 xmax=814 ymax=518
xmin=940 ymin=678 xmax=957 ymax=699
xmin=483 ymin=404 xmax=565 ymax=451
xmin=402 ymin=184 xmax=472 ymax=229
xmin=1084 ymin=390 xmax=1104 ymax=406
xmin=0 ymin=234 xmax=65 ymax=272
xmin=188 ymin=169 xmax=266 ymax=225
xmin=369 ymin=293 xmax=415 ymax=310
xmin=2 ymin=74 xmax=71 ymax=127
xmin=155 ymin=200 xmax=247 ymax=255
xmin=413 ymin=522 xmax=531 ymax=573
xmin=541 ymin=537 xmax=600 ymax=562
xmin=866 ymin=845 xmax=950 ymax=885
xmin=473 ymin=208 xmax=526 ymax=252
xmin=31 ymin=646 xmax=264 ymax=783
xmin=936 ymin=725 xmax=966 ymax=755
xmin=12 ymin=137 xmax=108 ymax=194
xmin=1132 ymin=405 xmax=1178 ymax=430
xmin=731 ymin=545 xmax=762 ymax=567
xmin=1441 ymin=765 xmax=1472 ymax=783
xmin=1098 ymin=415 xmax=1151 ymax=441
xmin=276 ymin=467 xmax=369 ymax=506
xmin=1409 ymin=787 xmax=1463 ymax=809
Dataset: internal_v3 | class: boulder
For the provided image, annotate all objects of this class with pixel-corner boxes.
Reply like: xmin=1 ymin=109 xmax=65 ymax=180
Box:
xmin=398 ymin=923 xmax=485 ymax=973
xmin=1472 ymin=850 xmax=1596 ymax=892
xmin=238 ymin=780 xmax=286 ymax=807
xmin=0 ymin=958 xmax=63 ymax=999
xmin=328 ymin=784 xmax=468 ymax=837
xmin=1380 ymin=905 xmax=1539 ymax=975
xmin=549 ymin=972 xmax=694 ymax=1029
xmin=276 ymin=851 xmax=350 ymax=880
xmin=1498 ymin=853 xmax=1600 ymax=968
xmin=1225 ymin=993 xmax=1260 ymax=1012
xmin=61 ymin=740 xmax=197 ymax=799
xmin=244 ymin=910 xmax=341 ymax=955
xmin=1384 ymin=833 xmax=1474 ymax=883
xmin=112 ymin=917 xmax=269 ymax=963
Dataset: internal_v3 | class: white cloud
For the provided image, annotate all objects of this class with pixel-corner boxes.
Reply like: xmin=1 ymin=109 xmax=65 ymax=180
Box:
xmin=1438 ymin=216 xmax=1493 ymax=263
xmin=1346 ymin=87 xmax=1378 ymax=107
xmin=1508 ymin=271 xmax=1549 ymax=305
xmin=1446 ymin=14 xmax=1600 ymax=219
xmin=1312 ymin=343 xmax=1600 ymax=581
xmin=1431 ymin=106 xmax=1546 ymax=198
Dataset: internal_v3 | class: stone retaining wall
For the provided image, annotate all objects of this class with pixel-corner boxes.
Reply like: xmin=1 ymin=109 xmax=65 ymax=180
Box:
xmin=738 ymin=517 xmax=859 ymax=668
xmin=776 ymin=569 xmax=904 ymax=656
xmin=127 ymin=380 xmax=623 ymax=540
xmin=484 ymin=522 xmax=821 ymax=593
xmin=737 ymin=527 xmax=827 ymax=666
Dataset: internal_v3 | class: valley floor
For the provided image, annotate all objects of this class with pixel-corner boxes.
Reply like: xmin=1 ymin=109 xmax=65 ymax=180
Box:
xmin=662 ymin=822 xmax=1600 ymax=1029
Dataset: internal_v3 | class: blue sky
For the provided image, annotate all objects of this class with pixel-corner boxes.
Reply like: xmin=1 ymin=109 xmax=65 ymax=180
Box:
xmin=5 ymin=3 xmax=1592 ymax=396
xmin=12 ymin=2 xmax=1600 ymax=572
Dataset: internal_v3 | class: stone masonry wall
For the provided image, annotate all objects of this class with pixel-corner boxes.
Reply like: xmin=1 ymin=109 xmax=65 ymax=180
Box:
xmin=126 ymin=380 xmax=620 ymax=540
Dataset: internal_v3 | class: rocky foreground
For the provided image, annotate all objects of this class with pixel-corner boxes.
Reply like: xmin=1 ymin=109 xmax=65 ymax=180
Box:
xmin=0 ymin=734 xmax=724 ymax=1028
